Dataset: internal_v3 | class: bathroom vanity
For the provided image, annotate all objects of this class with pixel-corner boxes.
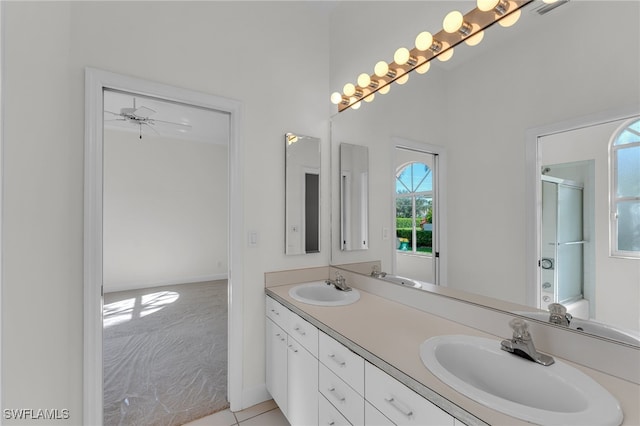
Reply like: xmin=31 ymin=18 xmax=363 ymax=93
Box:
xmin=264 ymin=270 xmax=639 ymax=426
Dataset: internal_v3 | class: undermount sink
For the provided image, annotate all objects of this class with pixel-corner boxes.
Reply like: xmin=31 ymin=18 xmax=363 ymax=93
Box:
xmin=420 ymin=335 xmax=623 ymax=425
xmin=289 ymin=281 xmax=361 ymax=306
xmin=514 ymin=311 xmax=640 ymax=346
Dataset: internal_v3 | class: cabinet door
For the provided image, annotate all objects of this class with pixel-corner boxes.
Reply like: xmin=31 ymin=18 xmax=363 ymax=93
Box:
xmin=288 ymin=337 xmax=319 ymax=426
xmin=266 ymin=318 xmax=288 ymax=416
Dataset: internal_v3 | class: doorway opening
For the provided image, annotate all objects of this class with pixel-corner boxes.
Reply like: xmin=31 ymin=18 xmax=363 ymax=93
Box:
xmin=84 ymin=68 xmax=244 ymax=425
xmin=102 ymin=89 xmax=230 ymax=424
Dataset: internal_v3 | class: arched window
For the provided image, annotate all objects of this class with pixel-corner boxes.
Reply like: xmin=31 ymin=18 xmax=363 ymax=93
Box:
xmin=396 ymin=162 xmax=433 ymax=254
xmin=610 ymin=118 xmax=640 ymax=257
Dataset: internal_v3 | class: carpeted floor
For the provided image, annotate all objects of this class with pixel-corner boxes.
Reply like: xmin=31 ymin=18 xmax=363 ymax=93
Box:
xmin=103 ymin=280 xmax=229 ymax=426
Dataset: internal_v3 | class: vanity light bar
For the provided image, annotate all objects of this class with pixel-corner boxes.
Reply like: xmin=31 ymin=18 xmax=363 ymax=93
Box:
xmin=332 ymin=0 xmax=534 ymax=112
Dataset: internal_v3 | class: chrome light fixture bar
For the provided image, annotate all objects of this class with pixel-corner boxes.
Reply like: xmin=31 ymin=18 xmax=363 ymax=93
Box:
xmin=331 ymin=0 xmax=534 ymax=112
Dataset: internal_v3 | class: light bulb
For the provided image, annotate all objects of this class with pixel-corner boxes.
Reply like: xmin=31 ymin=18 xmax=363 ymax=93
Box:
xmin=364 ymin=93 xmax=375 ymax=103
xmin=357 ymin=73 xmax=371 ymax=88
xmin=437 ymin=48 xmax=454 ymax=62
xmin=415 ymin=61 xmax=431 ymax=74
xmin=477 ymin=0 xmax=500 ymax=12
xmin=350 ymin=98 xmax=361 ymax=110
xmin=396 ymin=73 xmax=409 ymax=85
xmin=415 ymin=31 xmax=433 ymax=51
xmin=374 ymin=61 xmax=389 ymax=78
xmin=378 ymin=84 xmax=390 ymax=95
xmin=330 ymin=92 xmax=343 ymax=105
xmin=543 ymin=0 xmax=558 ymax=3
xmin=394 ymin=47 xmax=410 ymax=65
xmin=499 ymin=9 xmax=521 ymax=27
xmin=343 ymin=83 xmax=356 ymax=97
xmin=465 ymin=30 xmax=484 ymax=46
xmin=443 ymin=10 xmax=464 ymax=33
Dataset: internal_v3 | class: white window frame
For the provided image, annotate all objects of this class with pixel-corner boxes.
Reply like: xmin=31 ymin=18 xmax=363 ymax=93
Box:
xmin=610 ymin=118 xmax=640 ymax=258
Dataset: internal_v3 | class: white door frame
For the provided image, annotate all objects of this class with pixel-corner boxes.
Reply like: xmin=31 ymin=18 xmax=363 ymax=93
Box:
xmin=391 ymin=137 xmax=448 ymax=286
xmin=84 ymin=68 xmax=244 ymax=424
xmin=524 ymin=105 xmax=639 ymax=309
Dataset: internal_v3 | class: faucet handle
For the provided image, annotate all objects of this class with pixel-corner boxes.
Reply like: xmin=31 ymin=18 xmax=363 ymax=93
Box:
xmin=509 ymin=318 xmax=530 ymax=339
xmin=548 ymin=303 xmax=566 ymax=316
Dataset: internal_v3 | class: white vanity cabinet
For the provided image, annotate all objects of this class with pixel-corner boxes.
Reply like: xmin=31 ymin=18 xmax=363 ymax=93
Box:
xmin=365 ymin=362 xmax=455 ymax=426
xmin=265 ymin=296 xmax=318 ymax=426
xmin=266 ymin=294 xmax=462 ymax=426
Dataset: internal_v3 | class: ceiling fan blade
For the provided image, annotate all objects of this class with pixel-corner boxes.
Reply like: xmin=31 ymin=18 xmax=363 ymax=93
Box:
xmin=104 ymin=110 xmax=122 ymax=116
xmin=104 ymin=118 xmax=126 ymax=122
xmin=133 ymin=106 xmax=155 ymax=118
xmin=142 ymin=122 xmax=161 ymax=136
xmin=152 ymin=119 xmax=193 ymax=132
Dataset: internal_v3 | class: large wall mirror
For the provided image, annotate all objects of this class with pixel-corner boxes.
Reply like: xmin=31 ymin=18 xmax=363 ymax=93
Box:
xmin=285 ymin=133 xmax=321 ymax=255
xmin=340 ymin=143 xmax=369 ymax=251
xmin=329 ymin=1 xmax=639 ymax=346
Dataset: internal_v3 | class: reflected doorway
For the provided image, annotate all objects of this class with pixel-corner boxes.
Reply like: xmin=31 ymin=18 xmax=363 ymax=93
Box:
xmin=394 ymin=146 xmax=440 ymax=285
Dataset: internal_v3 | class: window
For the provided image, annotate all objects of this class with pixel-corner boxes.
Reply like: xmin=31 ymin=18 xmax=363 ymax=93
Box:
xmin=611 ymin=118 xmax=640 ymax=257
xmin=396 ymin=162 xmax=432 ymax=254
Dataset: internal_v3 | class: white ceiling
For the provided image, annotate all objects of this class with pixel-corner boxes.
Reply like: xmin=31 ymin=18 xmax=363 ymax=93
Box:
xmin=103 ymin=89 xmax=230 ymax=145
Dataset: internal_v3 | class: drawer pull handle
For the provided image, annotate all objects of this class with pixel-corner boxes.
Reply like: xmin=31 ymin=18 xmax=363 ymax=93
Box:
xmin=275 ymin=333 xmax=285 ymax=342
xmin=288 ymin=344 xmax=298 ymax=353
xmin=327 ymin=386 xmax=346 ymax=402
xmin=270 ymin=309 xmax=280 ymax=316
xmin=294 ymin=326 xmax=306 ymax=336
xmin=327 ymin=353 xmax=346 ymax=366
xmin=328 ymin=422 xmax=335 ymax=426
xmin=385 ymin=397 xmax=413 ymax=418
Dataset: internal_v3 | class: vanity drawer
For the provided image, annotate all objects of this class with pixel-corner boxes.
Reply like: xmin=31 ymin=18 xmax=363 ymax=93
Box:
xmin=288 ymin=309 xmax=319 ymax=356
xmin=266 ymin=296 xmax=289 ymax=330
xmin=319 ymin=331 xmax=364 ymax=395
xmin=365 ymin=362 xmax=454 ymax=426
xmin=319 ymin=393 xmax=351 ymax=426
xmin=366 ymin=401 xmax=394 ymax=426
xmin=319 ymin=363 xmax=365 ymax=425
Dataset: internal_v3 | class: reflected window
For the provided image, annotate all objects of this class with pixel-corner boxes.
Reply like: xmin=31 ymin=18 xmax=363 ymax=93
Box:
xmin=396 ymin=162 xmax=432 ymax=254
xmin=611 ymin=118 xmax=640 ymax=257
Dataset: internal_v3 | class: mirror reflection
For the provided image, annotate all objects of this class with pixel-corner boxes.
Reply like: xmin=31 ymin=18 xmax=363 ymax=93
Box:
xmin=285 ymin=133 xmax=321 ymax=255
xmin=340 ymin=143 xmax=369 ymax=251
xmin=330 ymin=1 xmax=639 ymax=346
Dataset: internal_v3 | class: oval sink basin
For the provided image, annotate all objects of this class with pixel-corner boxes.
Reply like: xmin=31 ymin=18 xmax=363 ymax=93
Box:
xmin=420 ymin=335 xmax=623 ymax=425
xmin=514 ymin=311 xmax=640 ymax=346
xmin=381 ymin=274 xmax=422 ymax=289
xmin=289 ymin=281 xmax=360 ymax=306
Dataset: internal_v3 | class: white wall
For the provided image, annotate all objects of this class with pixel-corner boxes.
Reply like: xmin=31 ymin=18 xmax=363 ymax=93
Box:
xmin=2 ymin=1 xmax=330 ymax=421
xmin=103 ymin=129 xmax=228 ymax=293
xmin=330 ymin=1 xmax=640 ymax=306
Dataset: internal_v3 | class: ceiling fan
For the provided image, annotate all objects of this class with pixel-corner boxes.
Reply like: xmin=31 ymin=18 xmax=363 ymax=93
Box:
xmin=105 ymin=98 xmax=192 ymax=139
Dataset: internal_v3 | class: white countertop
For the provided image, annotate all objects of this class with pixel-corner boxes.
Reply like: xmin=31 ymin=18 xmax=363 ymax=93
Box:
xmin=266 ymin=283 xmax=640 ymax=426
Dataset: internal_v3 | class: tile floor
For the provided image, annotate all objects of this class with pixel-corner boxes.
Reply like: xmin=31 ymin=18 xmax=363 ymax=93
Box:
xmin=183 ymin=400 xmax=289 ymax=426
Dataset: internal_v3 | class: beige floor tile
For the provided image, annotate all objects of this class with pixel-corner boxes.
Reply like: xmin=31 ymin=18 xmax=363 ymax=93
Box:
xmin=233 ymin=399 xmax=278 ymax=422
xmin=238 ymin=408 xmax=289 ymax=426
xmin=182 ymin=408 xmax=237 ymax=426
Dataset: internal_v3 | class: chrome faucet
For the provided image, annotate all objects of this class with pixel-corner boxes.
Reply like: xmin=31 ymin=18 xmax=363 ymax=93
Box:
xmin=548 ymin=303 xmax=572 ymax=327
xmin=500 ymin=319 xmax=555 ymax=366
xmin=371 ymin=265 xmax=387 ymax=278
xmin=326 ymin=272 xmax=352 ymax=292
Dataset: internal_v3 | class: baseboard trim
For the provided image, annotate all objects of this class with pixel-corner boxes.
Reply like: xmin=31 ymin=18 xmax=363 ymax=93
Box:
xmin=104 ymin=273 xmax=228 ymax=293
